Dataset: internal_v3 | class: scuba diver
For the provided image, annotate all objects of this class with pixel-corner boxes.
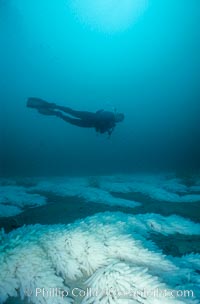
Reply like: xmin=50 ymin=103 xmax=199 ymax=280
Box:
xmin=27 ymin=97 xmax=125 ymax=136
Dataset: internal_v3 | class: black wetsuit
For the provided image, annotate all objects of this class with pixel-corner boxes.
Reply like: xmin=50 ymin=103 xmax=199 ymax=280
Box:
xmin=27 ymin=98 xmax=116 ymax=135
xmin=54 ymin=106 xmax=116 ymax=135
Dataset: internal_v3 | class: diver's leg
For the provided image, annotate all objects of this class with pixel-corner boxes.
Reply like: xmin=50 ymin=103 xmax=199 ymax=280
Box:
xmin=35 ymin=107 xmax=93 ymax=128
xmin=54 ymin=105 xmax=95 ymax=120
xmin=27 ymin=99 xmax=95 ymax=120
xmin=37 ymin=108 xmax=60 ymax=116
xmin=55 ymin=112 xmax=94 ymax=128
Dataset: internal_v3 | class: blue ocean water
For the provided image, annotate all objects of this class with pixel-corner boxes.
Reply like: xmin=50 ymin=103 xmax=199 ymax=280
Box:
xmin=0 ymin=0 xmax=200 ymax=177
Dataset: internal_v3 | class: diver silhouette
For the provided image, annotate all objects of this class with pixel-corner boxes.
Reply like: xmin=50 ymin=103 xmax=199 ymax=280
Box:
xmin=27 ymin=97 xmax=124 ymax=136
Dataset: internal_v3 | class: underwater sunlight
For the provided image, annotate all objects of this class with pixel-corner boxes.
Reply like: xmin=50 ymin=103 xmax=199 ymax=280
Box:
xmin=70 ymin=0 xmax=149 ymax=32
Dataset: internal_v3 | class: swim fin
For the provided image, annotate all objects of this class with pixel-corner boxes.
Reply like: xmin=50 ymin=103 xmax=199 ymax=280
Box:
xmin=37 ymin=108 xmax=57 ymax=116
xmin=27 ymin=97 xmax=55 ymax=109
